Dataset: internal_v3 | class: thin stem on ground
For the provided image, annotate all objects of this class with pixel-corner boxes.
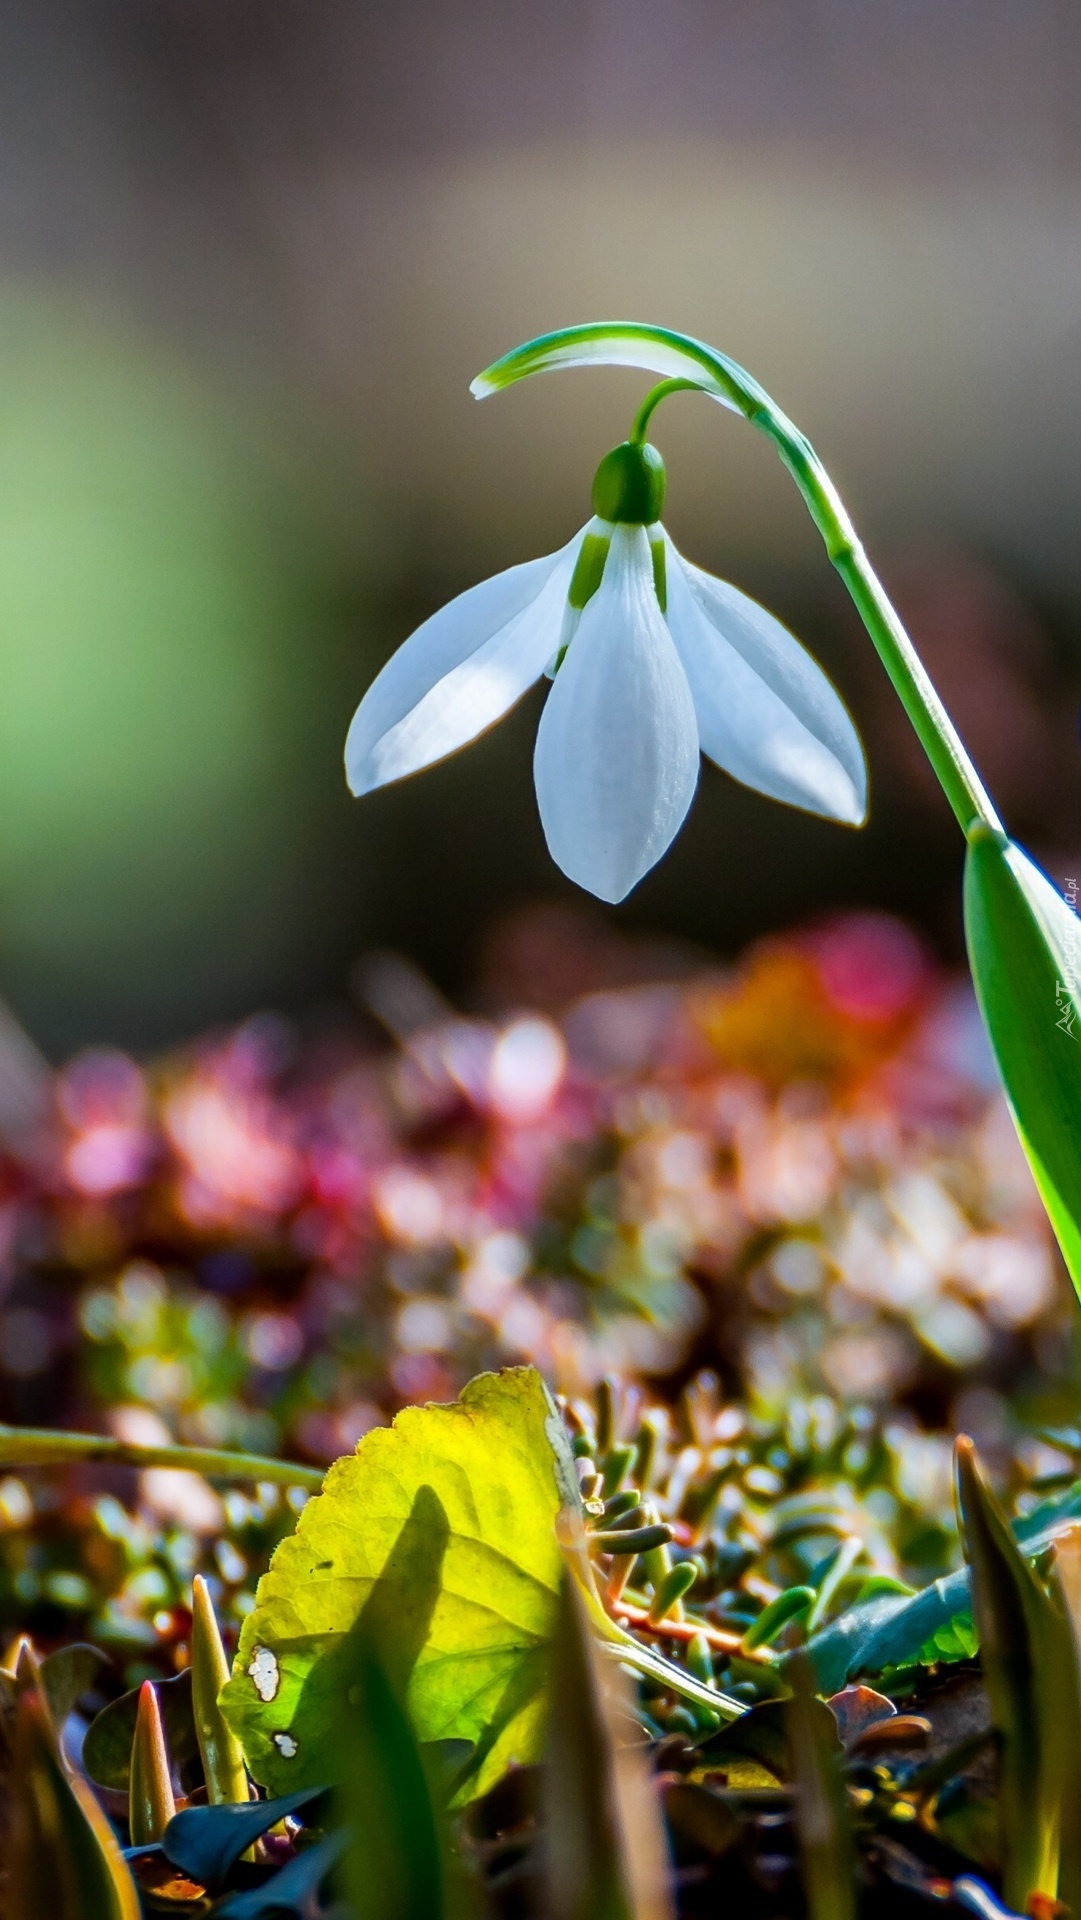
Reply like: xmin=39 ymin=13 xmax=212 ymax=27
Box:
xmin=0 ymin=1423 xmax=326 ymax=1490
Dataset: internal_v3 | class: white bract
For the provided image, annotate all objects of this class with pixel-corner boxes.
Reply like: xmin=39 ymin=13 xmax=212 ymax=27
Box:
xmin=345 ymin=440 xmax=866 ymax=903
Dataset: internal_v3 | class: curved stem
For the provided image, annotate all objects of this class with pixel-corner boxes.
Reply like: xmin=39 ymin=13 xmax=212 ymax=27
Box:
xmin=766 ymin=420 xmax=1001 ymax=838
xmin=629 ymin=377 xmax=700 ymax=444
xmin=646 ymin=376 xmax=999 ymax=837
xmin=0 ymin=1422 xmax=326 ymax=1490
xmin=475 ymin=323 xmax=1002 ymax=839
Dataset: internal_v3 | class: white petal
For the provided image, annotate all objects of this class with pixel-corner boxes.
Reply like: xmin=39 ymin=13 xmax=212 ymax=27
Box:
xmin=345 ymin=534 xmax=581 ymax=793
xmin=664 ymin=537 xmax=867 ymax=824
xmin=534 ymin=525 xmax=699 ymax=903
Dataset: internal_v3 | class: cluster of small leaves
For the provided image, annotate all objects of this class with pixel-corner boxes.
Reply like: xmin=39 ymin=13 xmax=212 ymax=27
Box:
xmin=7 ymin=1365 xmax=1081 ymax=1916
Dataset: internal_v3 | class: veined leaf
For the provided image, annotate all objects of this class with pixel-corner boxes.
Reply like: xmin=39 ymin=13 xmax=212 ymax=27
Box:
xmin=964 ymin=827 xmax=1081 ymax=1291
xmin=221 ymin=1368 xmax=580 ymax=1804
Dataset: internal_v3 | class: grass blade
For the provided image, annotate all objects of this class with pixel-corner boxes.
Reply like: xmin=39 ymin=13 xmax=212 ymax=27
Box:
xmin=955 ymin=1434 xmax=1062 ymax=1910
xmin=191 ymin=1574 xmax=249 ymax=1805
xmin=128 ymin=1680 xmax=176 ymax=1847
xmin=337 ymin=1632 xmax=463 ymax=1920
xmin=1047 ymin=1525 xmax=1081 ymax=1918
xmin=5 ymin=1688 xmax=140 ymax=1919
xmin=786 ymin=1652 xmax=856 ymax=1920
xmin=541 ymin=1565 xmax=673 ymax=1920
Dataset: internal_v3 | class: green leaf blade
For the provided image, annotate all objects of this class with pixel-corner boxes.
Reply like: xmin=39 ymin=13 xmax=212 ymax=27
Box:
xmin=964 ymin=828 xmax=1081 ymax=1293
xmin=221 ymin=1368 xmax=576 ymax=1804
xmin=470 ymin=323 xmax=759 ymax=416
xmin=542 ymin=1568 xmax=673 ymax=1920
xmin=956 ymin=1436 xmax=1062 ymax=1910
xmin=786 ymin=1654 xmax=856 ymax=1920
xmin=7 ymin=1689 xmax=141 ymax=1920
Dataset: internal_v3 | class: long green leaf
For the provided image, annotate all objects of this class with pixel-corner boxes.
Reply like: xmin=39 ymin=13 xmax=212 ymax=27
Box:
xmin=964 ymin=827 xmax=1081 ymax=1290
xmin=955 ymin=1436 xmax=1062 ymax=1911
xmin=5 ymin=1689 xmax=140 ymax=1919
xmin=473 ymin=324 xmax=750 ymax=412
xmin=541 ymin=1567 xmax=672 ymax=1920
xmin=472 ymin=323 xmax=861 ymax=561
xmin=191 ymin=1574 xmax=249 ymax=1806
xmin=337 ymin=1636 xmax=462 ymax=1920
xmin=786 ymin=1653 xmax=856 ymax=1920
xmin=1048 ymin=1526 xmax=1081 ymax=1919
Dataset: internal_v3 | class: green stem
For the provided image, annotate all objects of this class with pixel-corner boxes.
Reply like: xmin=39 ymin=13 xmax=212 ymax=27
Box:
xmin=670 ymin=382 xmax=1000 ymax=838
xmin=765 ymin=418 xmax=1001 ymax=838
xmin=629 ymin=378 xmax=700 ymax=445
xmin=475 ymin=324 xmax=1003 ymax=840
xmin=0 ymin=1423 xmax=326 ymax=1490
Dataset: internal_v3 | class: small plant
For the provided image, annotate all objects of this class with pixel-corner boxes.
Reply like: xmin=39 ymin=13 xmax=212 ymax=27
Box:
xmin=0 ymin=1366 xmax=1081 ymax=1913
xmin=2 ymin=324 xmax=1081 ymax=1915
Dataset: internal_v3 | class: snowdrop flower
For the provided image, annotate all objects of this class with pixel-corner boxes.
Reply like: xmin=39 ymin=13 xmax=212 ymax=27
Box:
xmin=345 ymin=432 xmax=866 ymax=903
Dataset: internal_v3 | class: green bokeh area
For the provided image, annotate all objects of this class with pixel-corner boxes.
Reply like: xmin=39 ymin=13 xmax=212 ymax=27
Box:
xmin=0 ymin=292 xmax=368 ymax=1054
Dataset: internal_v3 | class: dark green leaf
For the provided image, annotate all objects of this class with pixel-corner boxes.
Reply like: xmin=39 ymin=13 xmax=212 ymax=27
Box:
xmin=799 ymin=1476 xmax=1081 ymax=1692
xmin=163 ymin=1789 xmax=329 ymax=1886
xmin=964 ymin=828 xmax=1081 ymax=1291
xmin=336 ymin=1635 xmax=462 ymax=1920
xmin=214 ymin=1829 xmax=348 ymax=1918
xmin=697 ymin=1698 xmax=838 ymax=1783
xmin=39 ymin=1644 xmax=109 ymax=1728
xmin=83 ymin=1667 xmax=196 ymax=1791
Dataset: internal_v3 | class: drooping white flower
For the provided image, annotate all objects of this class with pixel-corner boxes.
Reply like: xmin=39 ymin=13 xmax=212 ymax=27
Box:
xmin=345 ymin=436 xmax=867 ymax=903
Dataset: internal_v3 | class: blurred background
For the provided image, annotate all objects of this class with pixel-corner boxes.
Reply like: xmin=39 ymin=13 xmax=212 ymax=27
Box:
xmin=4 ymin=6 xmax=1081 ymax=1655
xmin=0 ymin=0 xmax=1080 ymax=1053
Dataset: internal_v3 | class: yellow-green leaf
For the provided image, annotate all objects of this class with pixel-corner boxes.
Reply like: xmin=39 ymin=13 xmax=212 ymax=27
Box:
xmin=221 ymin=1367 xmax=578 ymax=1804
xmin=964 ymin=828 xmax=1081 ymax=1290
